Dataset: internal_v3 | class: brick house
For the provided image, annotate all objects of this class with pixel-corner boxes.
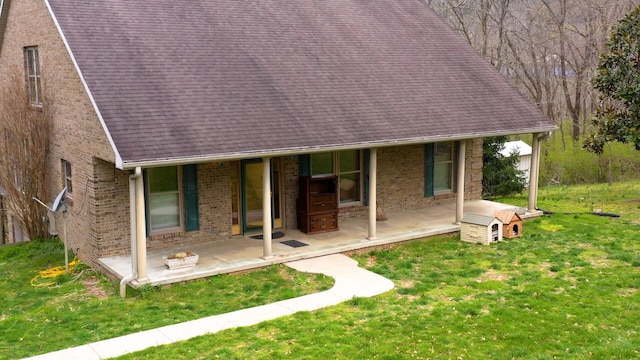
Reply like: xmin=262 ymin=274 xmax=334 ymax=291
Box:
xmin=0 ymin=0 xmax=555 ymax=284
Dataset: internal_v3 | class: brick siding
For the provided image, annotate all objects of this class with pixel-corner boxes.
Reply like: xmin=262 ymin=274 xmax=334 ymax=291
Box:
xmin=0 ymin=0 xmax=115 ymax=254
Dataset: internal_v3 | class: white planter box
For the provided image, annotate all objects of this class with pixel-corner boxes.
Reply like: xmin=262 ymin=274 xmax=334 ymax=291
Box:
xmin=164 ymin=252 xmax=198 ymax=270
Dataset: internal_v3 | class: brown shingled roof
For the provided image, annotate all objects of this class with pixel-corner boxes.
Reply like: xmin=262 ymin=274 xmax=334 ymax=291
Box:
xmin=47 ymin=0 xmax=555 ymax=169
xmin=494 ymin=210 xmax=522 ymax=224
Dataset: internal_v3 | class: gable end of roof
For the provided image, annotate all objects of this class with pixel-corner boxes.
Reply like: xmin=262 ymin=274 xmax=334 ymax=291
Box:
xmin=44 ymin=0 xmax=123 ymax=168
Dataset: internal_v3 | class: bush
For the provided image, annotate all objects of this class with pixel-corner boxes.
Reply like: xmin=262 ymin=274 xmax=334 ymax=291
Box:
xmin=540 ymin=126 xmax=640 ymax=185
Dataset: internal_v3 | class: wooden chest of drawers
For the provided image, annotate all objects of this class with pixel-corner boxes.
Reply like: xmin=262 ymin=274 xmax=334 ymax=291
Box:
xmin=298 ymin=176 xmax=339 ymax=234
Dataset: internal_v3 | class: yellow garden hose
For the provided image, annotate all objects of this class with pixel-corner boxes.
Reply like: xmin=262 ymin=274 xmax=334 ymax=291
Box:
xmin=31 ymin=257 xmax=82 ymax=287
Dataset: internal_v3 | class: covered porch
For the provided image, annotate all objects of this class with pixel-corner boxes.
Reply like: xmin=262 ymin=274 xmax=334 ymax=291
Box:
xmin=99 ymin=200 xmax=542 ymax=286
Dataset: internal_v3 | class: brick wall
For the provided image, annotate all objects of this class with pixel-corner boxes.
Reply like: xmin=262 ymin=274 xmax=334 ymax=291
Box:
xmin=338 ymin=140 xmax=484 ymax=220
xmin=92 ymin=161 xmax=237 ymax=259
xmin=0 ymin=0 xmax=116 ymax=255
xmin=283 ymin=156 xmax=299 ymax=230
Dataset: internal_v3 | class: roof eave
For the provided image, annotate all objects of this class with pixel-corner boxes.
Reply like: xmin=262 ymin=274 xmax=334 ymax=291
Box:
xmin=0 ymin=0 xmax=11 ymax=54
xmin=119 ymin=125 xmax=557 ymax=170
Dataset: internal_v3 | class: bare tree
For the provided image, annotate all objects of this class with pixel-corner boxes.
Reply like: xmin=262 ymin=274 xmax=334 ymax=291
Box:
xmin=428 ymin=0 xmax=638 ymax=145
xmin=0 ymin=68 xmax=52 ymax=240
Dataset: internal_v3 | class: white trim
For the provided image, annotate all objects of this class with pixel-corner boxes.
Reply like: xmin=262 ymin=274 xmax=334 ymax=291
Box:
xmin=44 ymin=0 xmax=123 ymax=168
xmin=120 ymin=127 xmax=556 ymax=170
xmin=0 ymin=0 xmax=5 ymax=28
xmin=0 ymin=0 xmax=8 ymax=56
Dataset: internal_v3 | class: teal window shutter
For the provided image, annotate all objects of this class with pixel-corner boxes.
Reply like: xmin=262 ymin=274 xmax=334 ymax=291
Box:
xmin=424 ymin=144 xmax=434 ymax=197
xmin=299 ymin=154 xmax=310 ymax=177
xmin=183 ymin=164 xmax=199 ymax=231
xmin=363 ymin=149 xmax=370 ymax=206
xmin=142 ymin=169 xmax=150 ymax=238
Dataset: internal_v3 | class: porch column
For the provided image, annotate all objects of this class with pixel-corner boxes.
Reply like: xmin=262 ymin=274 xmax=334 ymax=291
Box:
xmin=262 ymin=157 xmax=273 ymax=258
xmin=367 ymin=148 xmax=378 ymax=240
xmin=134 ymin=167 xmax=149 ymax=283
xmin=455 ymin=140 xmax=467 ymax=224
xmin=129 ymin=173 xmax=138 ymax=275
xmin=528 ymin=133 xmax=541 ymax=212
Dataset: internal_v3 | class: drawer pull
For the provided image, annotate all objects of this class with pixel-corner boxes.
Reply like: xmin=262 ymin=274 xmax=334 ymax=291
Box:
xmin=320 ymin=217 xmax=326 ymax=221
xmin=321 ymin=225 xmax=326 ymax=229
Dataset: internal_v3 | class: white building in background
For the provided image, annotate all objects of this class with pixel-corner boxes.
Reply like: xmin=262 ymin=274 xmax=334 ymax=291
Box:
xmin=500 ymin=140 xmax=533 ymax=186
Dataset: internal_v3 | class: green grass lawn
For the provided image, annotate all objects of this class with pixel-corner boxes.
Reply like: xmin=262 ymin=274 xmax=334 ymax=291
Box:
xmin=2 ymin=181 xmax=640 ymax=359
xmin=0 ymin=243 xmax=333 ymax=359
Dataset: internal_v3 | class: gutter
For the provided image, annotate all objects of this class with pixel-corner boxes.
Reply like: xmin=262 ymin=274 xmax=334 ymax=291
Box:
xmin=119 ymin=126 xmax=557 ymax=170
xmin=120 ymin=168 xmax=141 ymax=298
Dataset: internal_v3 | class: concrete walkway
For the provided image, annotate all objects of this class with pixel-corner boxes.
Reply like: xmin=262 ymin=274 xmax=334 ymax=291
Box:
xmin=25 ymin=254 xmax=394 ymax=360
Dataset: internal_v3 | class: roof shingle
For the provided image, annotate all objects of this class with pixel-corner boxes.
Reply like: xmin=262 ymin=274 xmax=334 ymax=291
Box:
xmin=47 ymin=0 xmax=555 ymax=168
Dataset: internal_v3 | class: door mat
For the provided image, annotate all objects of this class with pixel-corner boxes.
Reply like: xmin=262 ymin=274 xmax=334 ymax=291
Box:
xmin=280 ymin=239 xmax=309 ymax=248
xmin=250 ymin=231 xmax=285 ymax=240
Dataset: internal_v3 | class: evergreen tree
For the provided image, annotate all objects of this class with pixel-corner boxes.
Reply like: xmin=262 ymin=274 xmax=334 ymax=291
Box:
xmin=482 ymin=136 xmax=526 ymax=198
xmin=585 ymin=6 xmax=640 ymax=154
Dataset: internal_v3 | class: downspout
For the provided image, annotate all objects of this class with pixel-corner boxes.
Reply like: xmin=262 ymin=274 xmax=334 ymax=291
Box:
xmin=120 ymin=168 xmax=140 ymax=298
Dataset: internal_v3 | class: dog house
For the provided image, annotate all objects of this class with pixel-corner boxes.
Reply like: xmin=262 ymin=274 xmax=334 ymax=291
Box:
xmin=460 ymin=214 xmax=503 ymax=245
xmin=494 ymin=210 xmax=523 ymax=239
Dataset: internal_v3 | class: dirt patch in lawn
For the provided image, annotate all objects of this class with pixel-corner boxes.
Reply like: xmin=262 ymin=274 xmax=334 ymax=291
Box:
xmin=81 ymin=276 xmax=111 ymax=300
xmin=477 ymin=269 xmax=511 ymax=282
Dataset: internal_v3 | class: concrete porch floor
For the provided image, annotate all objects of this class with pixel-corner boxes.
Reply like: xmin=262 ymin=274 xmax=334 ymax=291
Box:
xmin=99 ymin=200 xmax=541 ymax=286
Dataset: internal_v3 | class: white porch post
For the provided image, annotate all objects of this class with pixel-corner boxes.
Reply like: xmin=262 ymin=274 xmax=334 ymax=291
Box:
xmin=129 ymin=174 xmax=138 ymax=274
xmin=262 ymin=157 xmax=273 ymax=258
xmin=528 ymin=133 xmax=541 ymax=212
xmin=367 ymin=148 xmax=378 ymax=240
xmin=455 ymin=140 xmax=466 ymax=224
xmin=134 ymin=167 xmax=149 ymax=283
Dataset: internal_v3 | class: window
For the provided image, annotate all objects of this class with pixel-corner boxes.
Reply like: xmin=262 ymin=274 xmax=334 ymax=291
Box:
xmin=310 ymin=152 xmax=334 ymax=177
xmin=310 ymin=150 xmax=362 ymax=204
xmin=61 ymin=160 xmax=73 ymax=196
xmin=425 ymin=141 xmax=456 ymax=196
xmin=12 ymin=159 xmax=22 ymax=191
xmin=147 ymin=166 xmax=182 ymax=232
xmin=338 ymin=150 xmax=361 ymax=203
xmin=434 ymin=142 xmax=454 ymax=192
xmin=3 ymin=133 xmax=24 ymax=191
xmin=24 ymin=47 xmax=42 ymax=106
